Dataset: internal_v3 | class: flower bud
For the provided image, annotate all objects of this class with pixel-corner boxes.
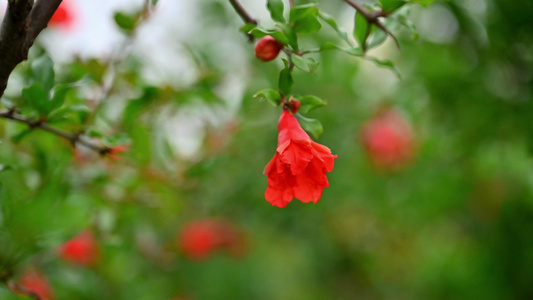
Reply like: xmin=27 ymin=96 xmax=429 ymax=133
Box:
xmin=255 ymin=36 xmax=284 ymax=62
xmin=289 ymin=99 xmax=301 ymax=114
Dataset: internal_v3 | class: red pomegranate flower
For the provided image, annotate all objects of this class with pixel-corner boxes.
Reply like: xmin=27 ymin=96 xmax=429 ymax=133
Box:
xmin=48 ymin=1 xmax=75 ymax=29
xmin=360 ymin=108 xmax=414 ymax=170
xmin=178 ymin=219 xmax=246 ymax=260
xmin=264 ymin=110 xmax=337 ymax=208
xmin=58 ymin=231 xmax=99 ymax=266
xmin=106 ymin=144 xmax=129 ymax=160
xmin=17 ymin=270 xmax=54 ymax=300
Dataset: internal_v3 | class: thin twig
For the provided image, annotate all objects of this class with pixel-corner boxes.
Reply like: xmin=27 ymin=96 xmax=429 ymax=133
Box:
xmin=0 ymin=109 xmax=108 ymax=154
xmin=228 ymin=0 xmax=258 ymax=42
xmin=229 ymin=0 xmax=257 ymax=25
xmin=343 ymin=0 xmax=399 ymax=49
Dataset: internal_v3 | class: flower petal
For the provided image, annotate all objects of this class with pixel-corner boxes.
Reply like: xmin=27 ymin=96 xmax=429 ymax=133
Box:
xmin=279 ymin=142 xmax=314 ymax=175
xmin=305 ymin=158 xmax=330 ymax=187
xmin=265 ymin=186 xmax=294 ymax=207
xmin=293 ymin=172 xmax=324 ymax=203
xmin=277 ymin=110 xmax=311 ymax=145
xmin=263 ymin=153 xmax=279 ymax=175
xmin=311 ymin=142 xmax=337 ymax=172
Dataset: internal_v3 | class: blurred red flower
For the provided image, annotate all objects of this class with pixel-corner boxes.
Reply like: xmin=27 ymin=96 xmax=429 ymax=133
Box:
xmin=18 ymin=270 xmax=54 ymax=300
xmin=361 ymin=108 xmax=414 ymax=170
xmin=178 ymin=219 xmax=246 ymax=260
xmin=58 ymin=230 xmax=99 ymax=266
xmin=264 ymin=110 xmax=337 ymax=208
xmin=48 ymin=1 xmax=74 ymax=29
xmin=106 ymin=144 xmax=129 ymax=160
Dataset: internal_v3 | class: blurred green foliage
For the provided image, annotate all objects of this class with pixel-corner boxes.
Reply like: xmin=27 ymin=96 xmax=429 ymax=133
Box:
xmin=1 ymin=0 xmax=533 ymax=299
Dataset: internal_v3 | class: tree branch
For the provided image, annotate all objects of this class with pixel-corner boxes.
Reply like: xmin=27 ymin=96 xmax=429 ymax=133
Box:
xmin=343 ymin=0 xmax=399 ymax=49
xmin=0 ymin=109 xmax=111 ymax=155
xmin=26 ymin=0 xmax=63 ymax=41
xmin=229 ymin=0 xmax=257 ymax=25
xmin=0 ymin=0 xmax=63 ymax=97
xmin=228 ymin=0 xmax=258 ymax=42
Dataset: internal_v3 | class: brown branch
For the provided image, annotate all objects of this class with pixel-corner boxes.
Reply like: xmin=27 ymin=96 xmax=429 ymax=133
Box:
xmin=229 ymin=0 xmax=257 ymax=25
xmin=0 ymin=109 xmax=110 ymax=154
xmin=228 ymin=0 xmax=258 ymax=42
xmin=343 ymin=0 xmax=400 ymax=49
xmin=26 ymin=0 xmax=62 ymax=41
xmin=0 ymin=0 xmax=63 ymax=97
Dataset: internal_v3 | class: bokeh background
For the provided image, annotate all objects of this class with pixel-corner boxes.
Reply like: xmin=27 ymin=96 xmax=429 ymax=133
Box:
xmin=1 ymin=0 xmax=533 ymax=299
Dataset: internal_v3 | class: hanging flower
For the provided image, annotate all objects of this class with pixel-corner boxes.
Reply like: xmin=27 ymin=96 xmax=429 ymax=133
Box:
xmin=58 ymin=230 xmax=100 ymax=266
xmin=360 ymin=107 xmax=414 ymax=170
xmin=264 ymin=110 xmax=337 ymax=208
xmin=17 ymin=269 xmax=54 ymax=300
xmin=177 ymin=219 xmax=246 ymax=261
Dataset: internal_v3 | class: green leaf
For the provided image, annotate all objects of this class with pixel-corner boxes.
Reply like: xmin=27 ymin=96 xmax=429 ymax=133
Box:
xmin=240 ymin=23 xmax=257 ymax=33
xmin=69 ymin=105 xmax=91 ymax=123
xmin=295 ymin=114 xmax=323 ymax=139
xmin=253 ymin=89 xmax=282 ymax=107
xmin=354 ymin=12 xmax=369 ymax=49
xmin=278 ymin=67 xmax=293 ymax=95
xmin=318 ymin=12 xmax=349 ymax=43
xmin=379 ymin=0 xmax=406 ymax=12
xmin=290 ymin=4 xmax=322 ymax=34
xmin=291 ymin=54 xmax=308 ymax=72
xmin=407 ymin=0 xmax=438 ymax=6
xmin=291 ymin=54 xmax=319 ymax=73
xmin=31 ymin=55 xmax=55 ymax=95
xmin=276 ymin=23 xmax=298 ymax=50
xmin=11 ymin=129 xmax=32 ymax=143
xmin=248 ymin=27 xmax=290 ymax=45
xmin=367 ymin=57 xmax=401 ymax=77
xmin=22 ymin=83 xmax=48 ymax=116
xmin=367 ymin=24 xmax=388 ymax=49
xmin=296 ymin=95 xmax=326 ymax=114
xmin=48 ymin=86 xmax=69 ymax=113
xmin=305 ymin=57 xmax=319 ymax=72
xmin=320 ymin=43 xmax=364 ymax=56
xmin=87 ymin=128 xmax=104 ymax=138
xmin=398 ymin=14 xmax=418 ymax=40
xmin=45 ymin=107 xmax=71 ymax=123
xmin=267 ymin=0 xmax=285 ymax=23
xmin=114 ymin=12 xmax=137 ymax=32
xmin=319 ymin=42 xmax=341 ymax=51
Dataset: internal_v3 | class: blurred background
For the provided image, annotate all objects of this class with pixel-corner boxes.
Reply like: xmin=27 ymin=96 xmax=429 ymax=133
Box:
xmin=1 ymin=0 xmax=533 ymax=299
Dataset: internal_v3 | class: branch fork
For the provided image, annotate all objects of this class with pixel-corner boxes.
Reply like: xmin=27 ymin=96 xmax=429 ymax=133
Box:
xmin=343 ymin=0 xmax=400 ymax=49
